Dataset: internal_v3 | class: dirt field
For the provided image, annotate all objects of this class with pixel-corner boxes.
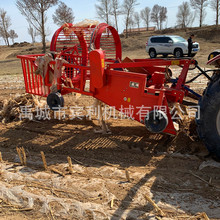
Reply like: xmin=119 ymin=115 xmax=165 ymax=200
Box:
xmin=0 ymin=28 xmax=220 ymax=220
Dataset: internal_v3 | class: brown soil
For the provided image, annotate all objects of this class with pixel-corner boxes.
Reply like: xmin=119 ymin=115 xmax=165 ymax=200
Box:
xmin=0 ymin=27 xmax=220 ymax=219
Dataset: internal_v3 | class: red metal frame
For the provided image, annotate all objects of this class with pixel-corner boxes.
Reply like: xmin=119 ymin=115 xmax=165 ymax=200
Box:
xmin=50 ymin=23 xmax=122 ymax=63
xmin=17 ymin=22 xmax=196 ymax=136
xmin=93 ymin=23 xmax=122 ymax=61
xmin=90 ymin=54 xmax=195 ymax=135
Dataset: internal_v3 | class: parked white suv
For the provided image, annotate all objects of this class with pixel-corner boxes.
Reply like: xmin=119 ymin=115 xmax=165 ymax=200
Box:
xmin=146 ymin=35 xmax=200 ymax=58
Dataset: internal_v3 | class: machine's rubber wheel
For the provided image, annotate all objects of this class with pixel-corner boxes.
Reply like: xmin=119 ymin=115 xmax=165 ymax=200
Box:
xmin=149 ymin=49 xmax=157 ymax=58
xmin=144 ymin=110 xmax=168 ymax=133
xmin=197 ymin=75 xmax=220 ymax=159
xmin=47 ymin=92 xmax=64 ymax=111
xmin=174 ymin=48 xmax=183 ymax=58
xmin=208 ymin=51 xmax=220 ymax=61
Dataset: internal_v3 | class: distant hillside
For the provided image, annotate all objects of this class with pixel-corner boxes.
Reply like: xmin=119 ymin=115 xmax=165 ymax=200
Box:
xmin=156 ymin=26 xmax=220 ymax=43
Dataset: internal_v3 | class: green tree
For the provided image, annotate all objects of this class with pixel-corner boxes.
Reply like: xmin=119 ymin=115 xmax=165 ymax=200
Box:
xmin=16 ymin=0 xmax=58 ymax=52
xmin=176 ymin=2 xmax=195 ymax=28
xmin=122 ymin=0 xmax=139 ymax=38
xmin=95 ymin=0 xmax=112 ymax=24
xmin=53 ymin=2 xmax=75 ymax=26
xmin=140 ymin=7 xmax=151 ymax=30
xmin=210 ymin=0 xmax=220 ymax=25
xmin=0 ymin=8 xmax=11 ymax=46
xmin=9 ymin=30 xmax=18 ymax=44
xmin=190 ymin=0 xmax=209 ymax=27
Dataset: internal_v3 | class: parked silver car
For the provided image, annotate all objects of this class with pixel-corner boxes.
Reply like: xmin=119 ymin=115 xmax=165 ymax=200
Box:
xmin=146 ymin=35 xmax=200 ymax=58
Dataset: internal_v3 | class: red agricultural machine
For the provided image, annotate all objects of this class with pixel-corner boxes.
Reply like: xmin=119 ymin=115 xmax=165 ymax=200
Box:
xmin=17 ymin=22 xmax=220 ymax=160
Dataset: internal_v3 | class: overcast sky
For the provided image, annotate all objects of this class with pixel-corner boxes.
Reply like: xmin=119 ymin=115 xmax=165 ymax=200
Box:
xmin=0 ymin=0 xmax=215 ymax=44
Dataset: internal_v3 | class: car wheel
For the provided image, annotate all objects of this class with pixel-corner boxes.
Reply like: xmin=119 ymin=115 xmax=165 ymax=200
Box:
xmin=149 ymin=49 xmax=157 ymax=58
xmin=174 ymin=48 xmax=183 ymax=58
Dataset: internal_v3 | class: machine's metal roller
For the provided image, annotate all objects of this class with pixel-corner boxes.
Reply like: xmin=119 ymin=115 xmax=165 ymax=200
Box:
xmin=144 ymin=110 xmax=168 ymax=133
xmin=47 ymin=92 xmax=64 ymax=110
